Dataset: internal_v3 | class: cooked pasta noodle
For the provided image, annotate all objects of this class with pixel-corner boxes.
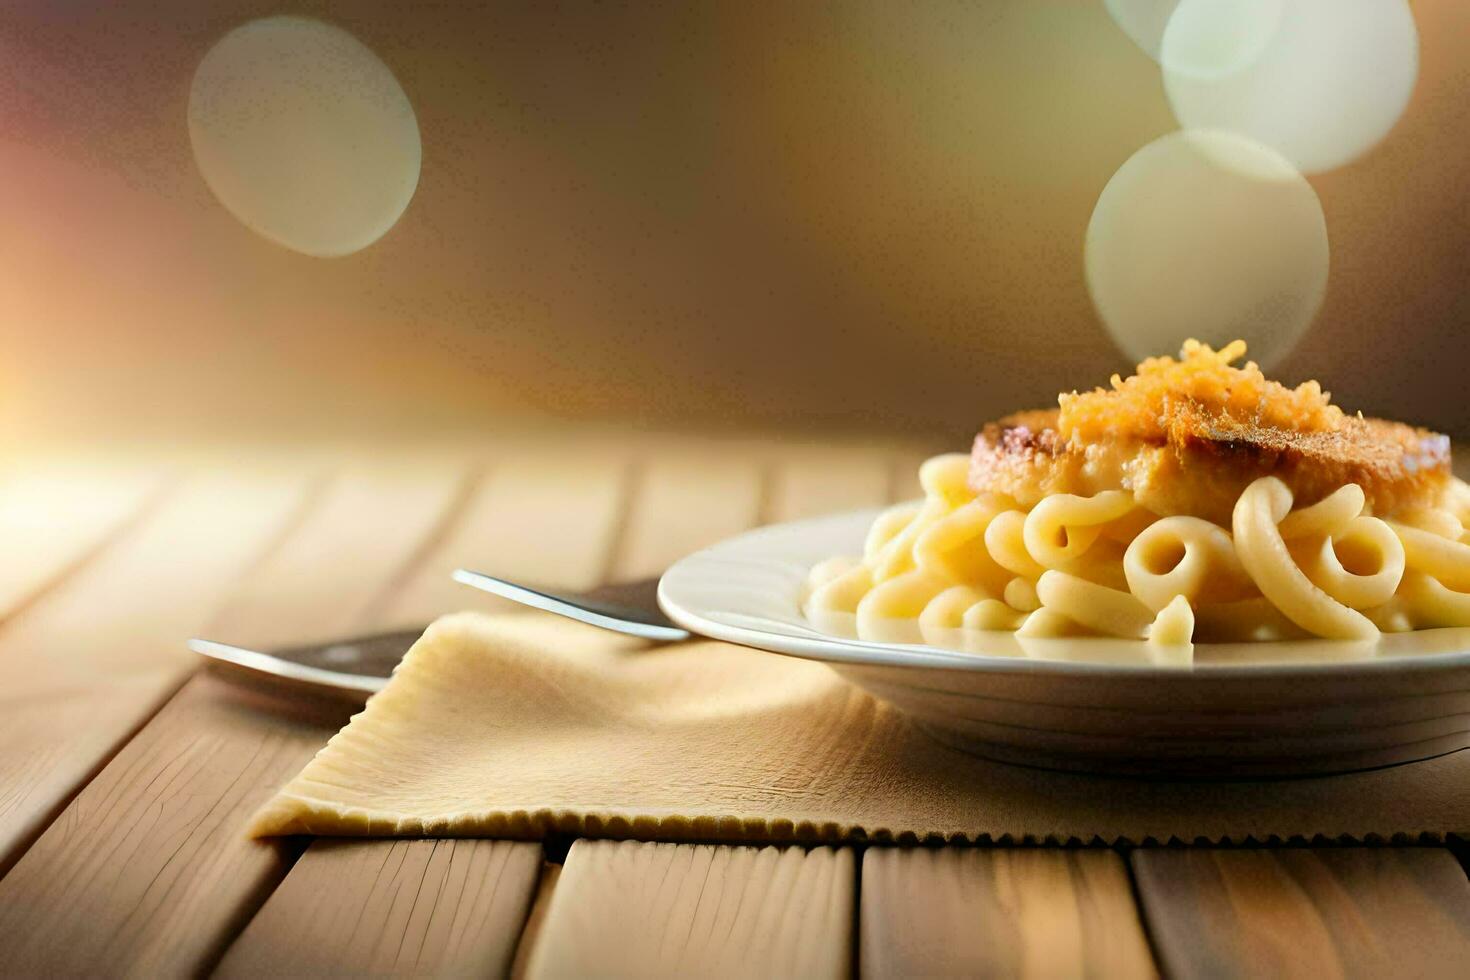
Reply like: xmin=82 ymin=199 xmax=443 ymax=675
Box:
xmin=855 ymin=569 xmax=949 ymax=637
xmin=1123 ymin=516 xmax=1252 ymax=611
xmin=1002 ymin=576 xmax=1040 ymax=612
xmin=1015 ymin=606 xmax=1084 ymax=638
xmin=984 ymin=510 xmax=1045 ymax=579
xmin=1389 ymin=571 xmax=1470 ymax=629
xmin=804 ymin=450 xmax=1470 ymax=644
xmin=1231 ymin=477 xmax=1378 ymax=640
xmin=913 ymin=497 xmax=1012 ymax=595
xmin=1293 ymin=516 xmax=1404 ymax=610
xmin=1277 ymin=484 xmax=1364 ymax=540
xmin=807 ymin=556 xmax=858 ymax=590
xmin=1387 ymin=522 xmax=1470 ymax=591
xmin=1035 ymin=570 xmax=1153 ymax=639
xmin=964 ymin=598 xmax=1028 ymax=631
xmin=806 ymin=562 xmax=874 ymax=614
xmin=1394 ymin=508 xmax=1465 ymax=541
xmin=864 ymin=504 xmax=920 ymax=559
xmin=1057 ymin=538 xmax=1131 ymax=592
xmin=1150 ymin=595 xmax=1195 ymax=646
xmin=1447 ymin=479 xmax=1470 ymax=523
xmin=1022 ymin=491 xmax=1133 ymax=568
xmin=919 ymin=584 xmax=988 ymax=628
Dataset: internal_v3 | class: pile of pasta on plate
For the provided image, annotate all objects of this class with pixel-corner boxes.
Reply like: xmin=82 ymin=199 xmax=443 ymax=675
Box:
xmin=807 ymin=340 xmax=1470 ymax=644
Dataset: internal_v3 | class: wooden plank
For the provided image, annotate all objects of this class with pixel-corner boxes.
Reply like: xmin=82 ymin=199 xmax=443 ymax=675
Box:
xmin=510 ymin=863 xmax=562 ymax=980
xmin=0 ymin=461 xmax=471 ymax=977
xmin=0 ymin=461 xmax=162 ymax=620
xmin=380 ymin=449 xmax=629 ymax=627
xmin=610 ymin=450 xmax=765 ymax=581
xmin=218 ymin=446 xmax=637 ymax=975
xmin=0 ymin=673 xmax=328 ymax=977
xmin=216 ymin=839 xmax=542 ymax=978
xmin=1132 ymin=847 xmax=1470 ymax=979
xmin=0 ymin=469 xmax=311 ymax=876
xmin=525 ymin=841 xmax=854 ymax=979
xmin=767 ymin=449 xmax=891 ymax=522
xmin=209 ymin=460 xmax=470 ymax=648
xmin=860 ymin=847 xmax=1156 ymax=979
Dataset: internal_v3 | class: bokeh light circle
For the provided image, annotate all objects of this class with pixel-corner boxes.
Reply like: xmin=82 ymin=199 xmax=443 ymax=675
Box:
xmin=1161 ymin=0 xmax=1282 ymax=82
xmin=189 ymin=16 xmax=421 ymax=257
xmin=1161 ymin=0 xmax=1418 ymax=174
xmin=1085 ymin=130 xmax=1328 ymax=371
xmin=1103 ymin=0 xmax=1181 ymax=62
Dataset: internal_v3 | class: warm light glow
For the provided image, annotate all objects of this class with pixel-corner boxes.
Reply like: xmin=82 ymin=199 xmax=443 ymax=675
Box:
xmin=188 ymin=16 xmax=421 ymax=257
xmin=1160 ymin=0 xmax=1281 ymax=81
xmin=1161 ymin=0 xmax=1418 ymax=173
xmin=1085 ymin=130 xmax=1328 ymax=371
xmin=1102 ymin=0 xmax=1181 ymax=61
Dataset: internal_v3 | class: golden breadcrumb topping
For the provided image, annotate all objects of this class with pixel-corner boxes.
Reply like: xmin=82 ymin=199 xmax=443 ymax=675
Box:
xmin=1057 ymin=339 xmax=1344 ymax=445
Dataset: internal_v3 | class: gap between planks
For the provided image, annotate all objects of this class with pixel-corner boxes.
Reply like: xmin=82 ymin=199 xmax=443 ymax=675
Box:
xmin=524 ymin=840 xmax=855 ymax=979
xmin=516 ymin=840 xmax=1160 ymax=980
xmin=517 ymin=843 xmax=1468 ymax=979
xmin=860 ymin=846 xmax=1157 ymax=978
xmin=0 ymin=672 xmax=333 ymax=976
xmin=221 ymin=445 xmax=783 ymax=975
xmin=0 ymin=463 xmax=167 ymax=625
xmin=1132 ymin=846 xmax=1470 ymax=979
xmin=0 ymin=467 xmax=321 ymax=880
xmin=248 ymin=444 xmax=910 ymax=978
xmin=0 ymin=457 xmax=473 ymax=975
xmin=0 ymin=440 xmax=920 ymax=977
xmin=510 ymin=862 xmax=563 ymax=979
xmin=213 ymin=447 xmax=643 ymax=973
xmin=216 ymin=838 xmax=544 ymax=978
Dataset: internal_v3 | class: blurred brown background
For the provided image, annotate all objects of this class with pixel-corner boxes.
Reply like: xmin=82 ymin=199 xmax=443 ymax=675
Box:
xmin=1 ymin=0 xmax=1466 ymax=452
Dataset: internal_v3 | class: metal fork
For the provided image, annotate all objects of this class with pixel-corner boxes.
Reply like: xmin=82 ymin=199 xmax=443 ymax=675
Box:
xmin=189 ymin=571 xmax=687 ymax=704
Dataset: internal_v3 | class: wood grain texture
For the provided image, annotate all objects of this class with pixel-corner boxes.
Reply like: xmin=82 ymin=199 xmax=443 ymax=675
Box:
xmin=0 ymin=673 xmax=330 ymax=977
xmin=0 ymin=462 xmax=161 ymax=621
xmin=526 ymin=841 xmax=854 ymax=979
xmin=1133 ymin=847 xmax=1470 ymax=979
xmin=510 ymin=863 xmax=562 ymax=980
xmin=217 ymin=447 xmax=636 ymax=976
xmin=611 ymin=452 xmax=765 ymax=581
xmin=0 ymin=471 xmax=310 ymax=875
xmin=861 ymin=847 xmax=1156 ymax=979
xmin=0 ymin=462 xmax=472 ymax=976
xmin=209 ymin=460 xmax=471 ymax=648
xmin=767 ymin=449 xmax=891 ymax=522
xmin=381 ymin=448 xmax=629 ymax=627
xmin=217 ymin=839 xmax=542 ymax=978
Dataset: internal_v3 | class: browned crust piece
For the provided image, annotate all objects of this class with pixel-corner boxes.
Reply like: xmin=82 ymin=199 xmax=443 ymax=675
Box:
xmin=964 ymin=411 xmax=1081 ymax=505
xmin=970 ymin=406 xmax=1451 ymax=521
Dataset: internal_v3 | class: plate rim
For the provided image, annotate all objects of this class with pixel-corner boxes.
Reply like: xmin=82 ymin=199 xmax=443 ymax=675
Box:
xmin=657 ymin=506 xmax=1470 ymax=679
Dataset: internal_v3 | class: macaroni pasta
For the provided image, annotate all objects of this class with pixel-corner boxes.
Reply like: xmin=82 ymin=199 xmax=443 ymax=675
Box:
xmin=805 ymin=453 xmax=1470 ymax=644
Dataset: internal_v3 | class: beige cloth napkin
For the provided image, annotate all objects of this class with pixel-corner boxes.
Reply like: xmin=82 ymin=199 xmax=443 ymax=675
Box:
xmin=251 ymin=611 xmax=1470 ymax=844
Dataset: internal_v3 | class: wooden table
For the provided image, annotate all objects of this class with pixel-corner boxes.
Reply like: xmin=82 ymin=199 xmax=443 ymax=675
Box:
xmin=0 ymin=433 xmax=1467 ymax=978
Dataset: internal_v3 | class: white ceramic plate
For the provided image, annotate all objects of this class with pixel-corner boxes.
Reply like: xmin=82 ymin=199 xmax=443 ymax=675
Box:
xmin=658 ymin=507 xmax=1470 ymax=776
